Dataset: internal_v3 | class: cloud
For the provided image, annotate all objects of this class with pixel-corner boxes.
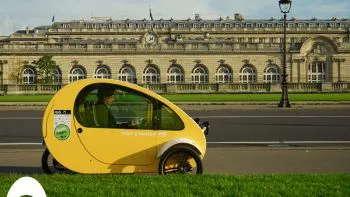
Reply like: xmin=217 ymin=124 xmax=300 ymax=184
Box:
xmin=291 ymin=0 xmax=350 ymax=19
xmin=209 ymin=0 xmax=281 ymax=19
xmin=0 ymin=18 xmax=18 ymax=36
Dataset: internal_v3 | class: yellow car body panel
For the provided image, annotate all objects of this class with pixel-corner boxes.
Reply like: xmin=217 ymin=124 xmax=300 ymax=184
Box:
xmin=42 ymin=79 xmax=206 ymax=173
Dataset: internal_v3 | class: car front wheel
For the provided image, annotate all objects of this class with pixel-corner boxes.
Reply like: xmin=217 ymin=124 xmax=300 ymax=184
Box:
xmin=158 ymin=147 xmax=203 ymax=175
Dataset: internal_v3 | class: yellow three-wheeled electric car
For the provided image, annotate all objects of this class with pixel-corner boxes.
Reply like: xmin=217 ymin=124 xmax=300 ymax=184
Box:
xmin=42 ymin=79 xmax=209 ymax=174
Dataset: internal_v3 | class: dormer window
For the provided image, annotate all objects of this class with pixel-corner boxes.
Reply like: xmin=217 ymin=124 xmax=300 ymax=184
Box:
xmin=319 ymin=23 xmax=327 ymax=28
xmin=62 ymin=24 xmax=71 ymax=29
xmin=178 ymin=24 xmax=185 ymax=28
xmin=193 ymin=23 xmax=201 ymax=28
xmin=298 ymin=23 xmax=305 ymax=28
xmin=330 ymin=23 xmax=338 ymax=28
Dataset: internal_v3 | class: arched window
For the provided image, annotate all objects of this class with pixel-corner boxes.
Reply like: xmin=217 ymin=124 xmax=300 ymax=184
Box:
xmin=308 ymin=61 xmax=326 ymax=83
xmin=240 ymin=66 xmax=257 ymax=83
xmin=69 ymin=67 xmax=86 ymax=83
xmin=53 ymin=68 xmax=62 ymax=84
xmin=119 ymin=66 xmax=136 ymax=83
xmin=264 ymin=66 xmax=280 ymax=83
xmin=94 ymin=66 xmax=111 ymax=79
xmin=143 ymin=66 xmax=160 ymax=84
xmin=167 ymin=65 xmax=184 ymax=83
xmin=215 ymin=65 xmax=232 ymax=83
xmin=22 ymin=67 xmax=36 ymax=84
xmin=191 ymin=66 xmax=208 ymax=84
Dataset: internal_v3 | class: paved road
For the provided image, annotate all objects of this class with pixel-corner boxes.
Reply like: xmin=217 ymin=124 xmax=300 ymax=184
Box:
xmin=1 ymin=147 xmax=349 ymax=174
xmin=1 ymin=106 xmax=350 ymax=174
xmin=0 ymin=107 xmax=350 ymax=144
xmin=188 ymin=107 xmax=350 ymax=143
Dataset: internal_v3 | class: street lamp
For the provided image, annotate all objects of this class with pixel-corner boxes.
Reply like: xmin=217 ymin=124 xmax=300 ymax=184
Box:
xmin=278 ymin=0 xmax=292 ymax=108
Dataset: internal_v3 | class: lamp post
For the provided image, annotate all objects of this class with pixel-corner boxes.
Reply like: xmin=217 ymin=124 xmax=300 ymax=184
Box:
xmin=278 ymin=0 xmax=292 ymax=108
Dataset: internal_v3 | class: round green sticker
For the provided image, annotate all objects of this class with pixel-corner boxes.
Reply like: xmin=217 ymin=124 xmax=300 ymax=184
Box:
xmin=54 ymin=124 xmax=70 ymax=140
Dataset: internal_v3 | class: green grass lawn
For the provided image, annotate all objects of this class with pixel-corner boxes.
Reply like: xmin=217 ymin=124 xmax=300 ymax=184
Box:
xmin=0 ymin=93 xmax=350 ymax=102
xmin=0 ymin=95 xmax=53 ymax=102
xmin=1 ymin=174 xmax=349 ymax=197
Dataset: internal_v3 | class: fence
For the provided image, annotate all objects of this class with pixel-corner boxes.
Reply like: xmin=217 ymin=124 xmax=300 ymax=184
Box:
xmin=1 ymin=82 xmax=349 ymax=95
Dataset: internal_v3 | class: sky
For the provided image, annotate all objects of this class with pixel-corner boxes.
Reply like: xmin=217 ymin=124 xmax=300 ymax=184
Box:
xmin=0 ymin=0 xmax=349 ymax=36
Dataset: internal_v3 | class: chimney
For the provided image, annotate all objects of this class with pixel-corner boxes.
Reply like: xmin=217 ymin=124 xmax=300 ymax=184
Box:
xmin=234 ymin=13 xmax=243 ymax=21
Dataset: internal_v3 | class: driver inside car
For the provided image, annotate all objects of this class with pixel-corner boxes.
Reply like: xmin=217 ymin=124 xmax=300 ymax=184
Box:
xmin=94 ymin=85 xmax=117 ymax=128
xmin=95 ymin=85 xmax=140 ymax=129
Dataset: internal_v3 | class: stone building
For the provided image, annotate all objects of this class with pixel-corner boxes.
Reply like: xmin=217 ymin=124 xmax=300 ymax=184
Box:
xmin=0 ymin=14 xmax=349 ymax=93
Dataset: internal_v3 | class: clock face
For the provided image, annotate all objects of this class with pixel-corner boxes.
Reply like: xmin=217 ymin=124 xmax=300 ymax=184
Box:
xmin=145 ymin=33 xmax=156 ymax=44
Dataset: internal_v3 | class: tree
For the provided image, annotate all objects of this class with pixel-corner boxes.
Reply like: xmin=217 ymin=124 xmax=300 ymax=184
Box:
xmin=32 ymin=55 xmax=59 ymax=84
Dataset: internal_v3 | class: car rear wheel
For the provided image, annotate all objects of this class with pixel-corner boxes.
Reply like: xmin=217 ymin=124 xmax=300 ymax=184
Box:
xmin=41 ymin=148 xmax=72 ymax=174
xmin=158 ymin=147 xmax=203 ymax=175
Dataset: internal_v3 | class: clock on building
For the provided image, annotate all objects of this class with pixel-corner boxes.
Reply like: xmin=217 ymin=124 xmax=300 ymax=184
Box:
xmin=145 ymin=32 xmax=157 ymax=44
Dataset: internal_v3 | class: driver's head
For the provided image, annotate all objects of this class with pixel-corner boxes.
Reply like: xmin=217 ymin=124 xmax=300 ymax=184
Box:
xmin=97 ymin=85 xmax=115 ymax=105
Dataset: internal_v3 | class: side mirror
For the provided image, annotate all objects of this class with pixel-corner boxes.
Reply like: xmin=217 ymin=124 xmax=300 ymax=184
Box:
xmin=202 ymin=121 xmax=209 ymax=135
xmin=193 ymin=118 xmax=200 ymax=124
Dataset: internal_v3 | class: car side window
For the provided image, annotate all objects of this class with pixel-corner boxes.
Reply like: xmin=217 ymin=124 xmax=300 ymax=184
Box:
xmin=74 ymin=83 xmax=154 ymax=130
xmin=75 ymin=85 xmax=99 ymax=127
xmin=158 ymin=104 xmax=184 ymax=131
xmin=112 ymin=89 xmax=154 ymax=130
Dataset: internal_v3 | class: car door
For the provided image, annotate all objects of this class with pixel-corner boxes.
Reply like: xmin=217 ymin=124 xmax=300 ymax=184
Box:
xmin=73 ymin=83 xmax=157 ymax=166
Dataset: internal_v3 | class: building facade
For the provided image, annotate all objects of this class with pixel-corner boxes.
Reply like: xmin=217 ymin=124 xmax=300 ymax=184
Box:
xmin=0 ymin=14 xmax=349 ymax=93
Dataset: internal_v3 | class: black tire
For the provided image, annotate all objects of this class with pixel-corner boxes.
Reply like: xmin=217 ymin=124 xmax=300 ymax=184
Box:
xmin=158 ymin=147 xmax=203 ymax=175
xmin=41 ymin=148 xmax=72 ymax=174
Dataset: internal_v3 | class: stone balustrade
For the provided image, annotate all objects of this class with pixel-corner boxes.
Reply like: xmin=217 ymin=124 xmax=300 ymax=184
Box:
xmin=0 ymin=43 xmax=285 ymax=54
xmin=1 ymin=82 xmax=349 ymax=95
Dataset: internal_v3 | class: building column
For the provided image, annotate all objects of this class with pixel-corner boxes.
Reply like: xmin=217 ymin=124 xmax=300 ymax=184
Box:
xmin=288 ymin=57 xmax=293 ymax=82
xmin=332 ymin=58 xmax=346 ymax=82
xmin=0 ymin=60 xmax=8 ymax=86
xmin=292 ymin=58 xmax=305 ymax=83
xmin=300 ymin=59 xmax=308 ymax=82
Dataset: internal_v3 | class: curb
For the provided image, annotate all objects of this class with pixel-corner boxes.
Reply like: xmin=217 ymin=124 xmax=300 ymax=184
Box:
xmin=174 ymin=101 xmax=350 ymax=105
xmin=1 ymin=101 xmax=350 ymax=106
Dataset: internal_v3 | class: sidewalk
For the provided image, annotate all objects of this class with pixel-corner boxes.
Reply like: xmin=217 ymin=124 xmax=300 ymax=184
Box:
xmin=1 ymin=147 xmax=350 ymax=174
